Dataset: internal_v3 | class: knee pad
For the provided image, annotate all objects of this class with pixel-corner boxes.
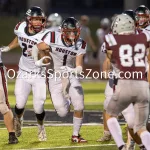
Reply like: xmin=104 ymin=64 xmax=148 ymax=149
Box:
xmin=56 ymin=107 xmax=68 ymax=117
xmin=0 ymin=103 xmax=9 ymax=115
xmin=36 ymin=111 xmax=45 ymax=121
xmin=15 ymin=105 xmax=24 ymax=115
xmin=126 ymin=118 xmax=134 ymax=129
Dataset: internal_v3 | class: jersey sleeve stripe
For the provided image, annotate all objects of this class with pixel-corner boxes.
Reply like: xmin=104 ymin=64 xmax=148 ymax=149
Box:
xmin=105 ymin=34 xmax=117 ymax=47
xmin=105 ymin=35 xmax=113 ymax=46
xmin=41 ymin=32 xmax=50 ymax=41
xmin=109 ymin=34 xmax=117 ymax=46
xmin=51 ymin=32 xmax=55 ymax=43
xmin=15 ymin=22 xmax=22 ymax=30
xmin=81 ymin=40 xmax=86 ymax=49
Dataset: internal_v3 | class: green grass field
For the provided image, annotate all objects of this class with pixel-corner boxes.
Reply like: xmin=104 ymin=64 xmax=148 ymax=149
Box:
xmin=7 ymin=80 xmax=106 ymax=111
xmin=0 ymin=80 xmax=140 ymax=150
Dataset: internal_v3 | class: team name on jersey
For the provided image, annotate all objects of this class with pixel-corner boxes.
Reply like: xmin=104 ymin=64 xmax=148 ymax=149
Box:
xmin=55 ymin=47 xmax=77 ymax=56
xmin=19 ymin=36 xmax=37 ymax=45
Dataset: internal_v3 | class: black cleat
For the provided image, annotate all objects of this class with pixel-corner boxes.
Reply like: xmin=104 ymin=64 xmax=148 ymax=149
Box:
xmin=8 ymin=135 xmax=18 ymax=144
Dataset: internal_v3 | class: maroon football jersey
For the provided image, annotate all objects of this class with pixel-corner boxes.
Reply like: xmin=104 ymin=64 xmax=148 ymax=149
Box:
xmin=104 ymin=32 xmax=150 ymax=80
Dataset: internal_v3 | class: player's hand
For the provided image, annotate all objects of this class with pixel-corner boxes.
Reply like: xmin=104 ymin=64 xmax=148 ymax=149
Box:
xmin=35 ymin=56 xmax=51 ymax=67
xmin=0 ymin=46 xmax=10 ymax=52
xmin=60 ymin=66 xmax=73 ymax=72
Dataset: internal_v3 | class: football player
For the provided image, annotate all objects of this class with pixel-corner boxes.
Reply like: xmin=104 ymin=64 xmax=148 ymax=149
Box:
xmin=135 ymin=5 xmax=150 ymax=134
xmin=0 ymin=49 xmax=18 ymax=144
xmin=32 ymin=17 xmax=87 ymax=143
xmin=46 ymin=13 xmax=62 ymax=31
xmin=135 ymin=5 xmax=150 ymax=29
xmin=98 ymin=11 xmax=147 ymax=150
xmin=1 ymin=6 xmax=50 ymax=141
xmin=104 ymin=14 xmax=150 ymax=150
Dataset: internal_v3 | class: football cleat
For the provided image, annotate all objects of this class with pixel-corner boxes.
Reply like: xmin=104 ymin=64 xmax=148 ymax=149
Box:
xmin=71 ymin=134 xmax=87 ymax=143
xmin=14 ymin=117 xmax=23 ymax=137
xmin=139 ymin=145 xmax=146 ymax=150
xmin=8 ymin=134 xmax=18 ymax=144
xmin=38 ymin=125 xmax=47 ymax=141
xmin=120 ymin=145 xmax=127 ymax=150
xmin=97 ymin=132 xmax=112 ymax=142
xmin=127 ymin=138 xmax=135 ymax=150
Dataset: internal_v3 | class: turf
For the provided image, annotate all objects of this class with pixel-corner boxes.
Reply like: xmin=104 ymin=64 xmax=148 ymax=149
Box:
xmin=0 ymin=125 xmax=128 ymax=150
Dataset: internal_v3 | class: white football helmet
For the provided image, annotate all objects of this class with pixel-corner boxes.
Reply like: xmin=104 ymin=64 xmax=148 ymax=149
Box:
xmin=111 ymin=14 xmax=135 ymax=34
xmin=47 ymin=13 xmax=62 ymax=27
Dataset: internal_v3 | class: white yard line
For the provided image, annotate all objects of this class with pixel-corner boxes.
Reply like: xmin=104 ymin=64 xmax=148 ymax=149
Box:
xmin=19 ymin=144 xmax=116 ymax=150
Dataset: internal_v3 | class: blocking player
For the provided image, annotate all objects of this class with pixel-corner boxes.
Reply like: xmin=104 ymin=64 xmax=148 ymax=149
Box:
xmin=46 ymin=13 xmax=62 ymax=31
xmin=32 ymin=17 xmax=87 ymax=143
xmin=135 ymin=5 xmax=150 ymax=134
xmin=1 ymin=6 xmax=50 ymax=141
xmin=104 ymin=14 xmax=150 ymax=150
xmin=0 ymin=49 xmax=18 ymax=144
xmin=97 ymin=9 xmax=137 ymax=143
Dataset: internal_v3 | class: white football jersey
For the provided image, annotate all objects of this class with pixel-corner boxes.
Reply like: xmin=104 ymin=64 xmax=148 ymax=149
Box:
xmin=42 ymin=31 xmax=87 ymax=71
xmin=14 ymin=21 xmax=50 ymax=73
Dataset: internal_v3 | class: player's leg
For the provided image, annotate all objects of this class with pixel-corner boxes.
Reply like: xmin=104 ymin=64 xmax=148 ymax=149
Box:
xmin=48 ymin=77 xmax=70 ymax=117
xmin=14 ymin=75 xmax=31 ymax=137
xmin=122 ymin=104 xmax=136 ymax=150
xmin=106 ymin=80 xmax=134 ymax=149
xmin=32 ymin=76 xmax=47 ymax=141
xmin=122 ymin=103 xmax=147 ymax=150
xmin=133 ymin=81 xmax=150 ymax=150
xmin=0 ymin=67 xmax=18 ymax=144
xmin=69 ymin=78 xmax=87 ymax=143
xmin=147 ymin=86 xmax=150 ymax=132
xmin=97 ymin=80 xmax=113 ymax=142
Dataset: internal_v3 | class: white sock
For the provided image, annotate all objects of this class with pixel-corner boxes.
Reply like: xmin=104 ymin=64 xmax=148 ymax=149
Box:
xmin=37 ymin=124 xmax=44 ymax=129
xmin=140 ymin=131 xmax=150 ymax=150
xmin=107 ymin=117 xmax=125 ymax=147
xmin=73 ymin=117 xmax=83 ymax=136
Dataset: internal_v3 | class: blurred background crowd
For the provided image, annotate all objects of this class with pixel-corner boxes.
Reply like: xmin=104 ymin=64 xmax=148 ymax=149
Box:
xmin=0 ymin=0 xmax=150 ymax=75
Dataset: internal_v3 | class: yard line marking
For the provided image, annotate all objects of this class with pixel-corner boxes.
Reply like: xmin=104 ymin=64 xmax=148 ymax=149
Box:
xmin=19 ymin=144 xmax=116 ymax=150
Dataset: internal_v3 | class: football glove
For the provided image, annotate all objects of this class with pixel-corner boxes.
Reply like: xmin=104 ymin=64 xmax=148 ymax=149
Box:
xmin=0 ymin=46 xmax=10 ymax=52
xmin=35 ymin=56 xmax=51 ymax=67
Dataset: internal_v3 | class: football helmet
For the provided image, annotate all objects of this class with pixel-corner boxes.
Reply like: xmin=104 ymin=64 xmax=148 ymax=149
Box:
xmin=61 ymin=17 xmax=80 ymax=46
xmin=122 ymin=9 xmax=138 ymax=22
xmin=47 ymin=13 xmax=62 ymax=27
xmin=111 ymin=14 xmax=135 ymax=34
xmin=100 ymin=18 xmax=110 ymax=29
xmin=135 ymin=5 xmax=150 ymax=28
xmin=25 ymin=6 xmax=46 ymax=33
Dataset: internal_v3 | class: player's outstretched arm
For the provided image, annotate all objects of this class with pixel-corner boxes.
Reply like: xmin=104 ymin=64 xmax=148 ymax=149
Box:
xmin=1 ymin=36 xmax=19 ymax=52
xmin=32 ymin=42 xmax=51 ymax=67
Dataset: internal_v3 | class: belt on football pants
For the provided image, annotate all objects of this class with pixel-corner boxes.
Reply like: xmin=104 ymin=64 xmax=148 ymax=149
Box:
xmin=20 ymin=69 xmax=42 ymax=75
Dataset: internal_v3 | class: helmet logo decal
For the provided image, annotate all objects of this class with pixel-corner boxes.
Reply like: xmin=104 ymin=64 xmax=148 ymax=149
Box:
xmin=26 ymin=9 xmax=31 ymax=15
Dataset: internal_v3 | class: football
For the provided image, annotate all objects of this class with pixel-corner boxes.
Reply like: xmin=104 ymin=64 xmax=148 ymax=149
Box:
xmin=38 ymin=50 xmax=51 ymax=64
